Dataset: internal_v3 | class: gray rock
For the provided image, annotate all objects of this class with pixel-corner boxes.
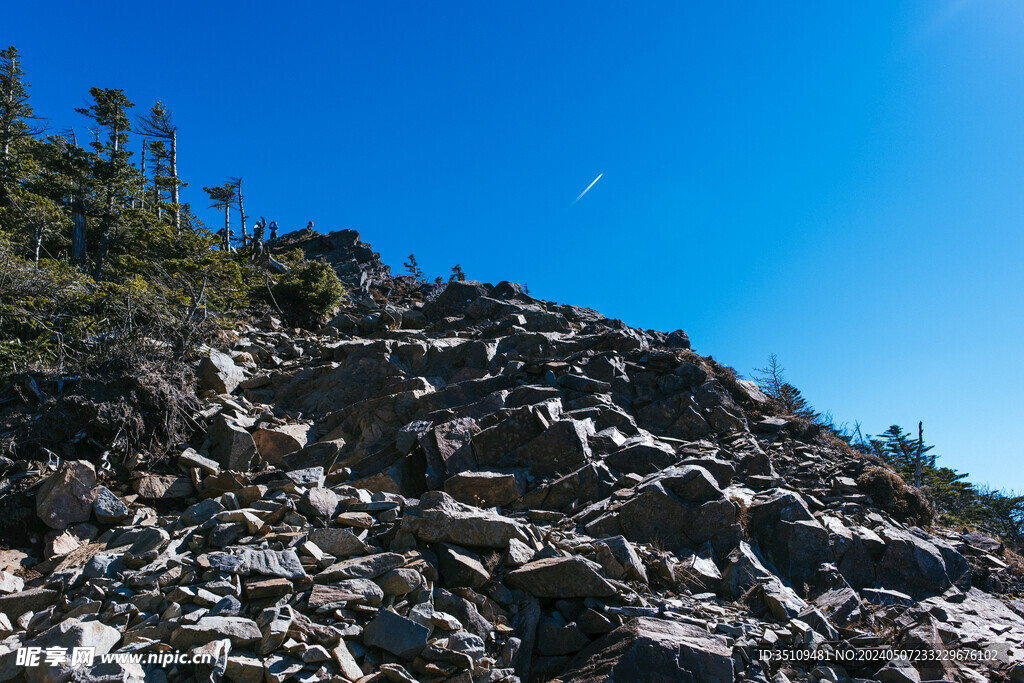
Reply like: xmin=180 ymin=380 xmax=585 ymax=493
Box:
xmin=402 ymin=491 xmax=531 ymax=548
xmin=605 ymin=441 xmax=677 ymax=476
xmin=181 ymin=498 xmax=225 ymax=526
xmin=133 ymin=474 xmax=193 ymax=499
xmin=300 ymin=487 xmax=339 ymax=520
xmin=208 ymin=415 xmax=258 ymax=471
xmin=438 ymin=543 xmax=490 ymax=588
xmin=171 ymin=616 xmax=261 ymax=649
xmin=257 ymin=606 xmax=293 ymax=655
xmin=506 ymin=556 xmax=616 ymax=598
xmin=36 ymin=460 xmax=97 ymax=530
xmin=283 ymin=438 xmax=346 ymax=471
xmin=876 ymin=527 xmax=971 ymax=597
xmin=592 ymin=536 xmax=647 ymax=583
xmin=0 ymin=571 xmax=24 ymax=595
xmin=557 ymin=373 xmax=612 ymax=394
xmin=375 ymin=568 xmax=422 ymax=595
xmin=560 ymin=617 xmax=734 ymax=683
xmin=362 ymin=609 xmax=430 ymax=659
xmin=91 ymin=486 xmax=129 ymax=524
xmin=201 ymin=549 xmax=306 ymax=579
xmin=0 ymin=588 xmax=58 ymax=617
xmin=308 ymin=527 xmax=365 ymax=558
xmin=443 ymin=470 xmax=525 ymax=507
xmin=24 ymin=618 xmax=122 ymax=683
xmin=317 ymin=552 xmax=406 ymax=581
xmin=253 ymin=424 xmax=312 ymax=465
xmin=198 ymin=349 xmax=244 ymax=394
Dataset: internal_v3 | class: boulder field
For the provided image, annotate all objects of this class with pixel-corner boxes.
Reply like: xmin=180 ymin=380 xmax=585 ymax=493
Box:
xmin=3 ymin=230 xmax=1022 ymax=682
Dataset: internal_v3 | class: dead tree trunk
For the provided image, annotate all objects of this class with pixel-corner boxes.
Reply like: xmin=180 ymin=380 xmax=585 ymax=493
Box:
xmin=170 ymin=131 xmax=180 ymax=234
xmin=915 ymin=421 xmax=924 ymax=489
xmin=138 ymin=139 xmax=146 ymax=211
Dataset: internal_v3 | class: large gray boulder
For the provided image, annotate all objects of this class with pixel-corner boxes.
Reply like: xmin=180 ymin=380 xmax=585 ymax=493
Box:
xmin=875 ymin=527 xmax=971 ymax=597
xmin=506 ymin=556 xmax=616 ymax=598
xmin=560 ymin=617 xmax=734 ymax=683
xmin=197 ymin=349 xmax=244 ymax=394
xmin=208 ymin=414 xmax=258 ymax=471
xmin=401 ymin=491 xmax=531 ymax=547
xmin=36 ymin=461 xmax=97 ymax=530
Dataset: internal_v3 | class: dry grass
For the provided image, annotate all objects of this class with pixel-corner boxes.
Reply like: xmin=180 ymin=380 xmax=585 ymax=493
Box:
xmin=856 ymin=465 xmax=934 ymax=526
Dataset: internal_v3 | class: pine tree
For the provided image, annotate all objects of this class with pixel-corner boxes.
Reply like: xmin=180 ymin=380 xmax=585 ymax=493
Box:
xmin=135 ymin=102 xmax=182 ymax=232
xmin=75 ymin=87 xmax=136 ymax=276
xmin=404 ymin=253 xmax=424 ymax=280
xmin=450 ymin=264 xmax=465 ymax=282
xmin=753 ymin=354 xmax=820 ymax=421
xmin=203 ymin=183 xmax=236 ymax=250
xmin=0 ymin=46 xmax=44 ymax=204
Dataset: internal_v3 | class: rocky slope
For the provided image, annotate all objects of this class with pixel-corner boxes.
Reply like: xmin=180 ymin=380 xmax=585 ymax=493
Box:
xmin=1 ymin=229 xmax=1022 ymax=683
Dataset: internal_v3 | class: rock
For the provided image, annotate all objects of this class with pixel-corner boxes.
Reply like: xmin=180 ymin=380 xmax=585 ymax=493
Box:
xmin=0 ymin=588 xmax=58 ymax=617
xmin=300 ymin=487 xmax=339 ymax=521
xmin=91 ymin=485 xmax=129 ymax=524
xmin=179 ymin=448 xmax=221 ymax=474
xmin=208 ymin=415 xmax=258 ymax=471
xmin=253 ymin=424 xmax=313 ymax=464
xmin=506 ymin=556 xmax=616 ymax=598
xmin=0 ymin=572 xmax=23 ymax=595
xmin=133 ymin=474 xmax=193 ymax=499
xmin=506 ymin=537 xmax=536 ymax=567
xmin=595 ymin=535 xmax=647 ymax=583
xmin=198 ymin=349 xmax=244 ymax=394
xmin=181 ymin=498 xmax=225 ymax=526
xmin=402 ymin=491 xmax=531 ymax=548
xmin=876 ymin=527 xmax=971 ymax=597
xmin=506 ymin=419 xmax=595 ymax=477
xmin=333 ymin=639 xmax=363 ymax=681
xmin=36 ymin=460 xmax=97 ymax=530
xmin=560 ymin=617 xmax=734 ymax=683
xmin=201 ymin=548 xmax=306 ymax=579
xmin=317 ymin=553 xmax=406 ymax=582
xmin=443 ymin=470 xmax=525 ymax=507
xmin=605 ymin=441 xmax=677 ymax=476
xmin=257 ymin=606 xmax=293 ymax=655
xmin=375 ymin=568 xmax=421 ymax=595
xmin=308 ymin=527 xmax=366 ymax=558
xmin=171 ymin=616 xmax=262 ymax=649
xmin=306 ymin=583 xmax=365 ymax=610
xmin=362 ymin=609 xmax=430 ymax=659
xmin=283 ymin=438 xmax=346 ymax=471
xmin=537 ymin=615 xmax=591 ymax=655
xmin=438 ymin=543 xmax=490 ymax=588
xmin=24 ymin=618 xmax=122 ymax=683
xmin=557 ymin=373 xmax=612 ymax=394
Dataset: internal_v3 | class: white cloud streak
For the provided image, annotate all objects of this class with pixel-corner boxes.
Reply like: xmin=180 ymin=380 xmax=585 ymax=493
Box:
xmin=572 ymin=173 xmax=604 ymax=204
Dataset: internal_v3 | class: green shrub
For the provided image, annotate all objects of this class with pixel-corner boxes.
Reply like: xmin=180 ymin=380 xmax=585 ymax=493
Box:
xmin=270 ymin=259 xmax=346 ymax=324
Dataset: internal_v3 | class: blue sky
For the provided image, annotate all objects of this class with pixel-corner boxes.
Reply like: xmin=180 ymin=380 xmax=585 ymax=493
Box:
xmin=5 ymin=1 xmax=1023 ymax=491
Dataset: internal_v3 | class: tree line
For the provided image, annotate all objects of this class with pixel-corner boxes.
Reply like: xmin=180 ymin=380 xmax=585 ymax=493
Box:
xmin=0 ymin=46 xmax=344 ymax=373
xmin=754 ymin=353 xmax=1024 ymax=550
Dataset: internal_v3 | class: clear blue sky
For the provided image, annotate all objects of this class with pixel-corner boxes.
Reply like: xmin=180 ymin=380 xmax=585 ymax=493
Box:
xmin=6 ymin=2 xmax=1023 ymax=491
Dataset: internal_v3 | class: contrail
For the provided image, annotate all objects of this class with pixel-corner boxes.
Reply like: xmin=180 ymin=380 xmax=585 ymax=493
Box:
xmin=572 ymin=173 xmax=604 ymax=204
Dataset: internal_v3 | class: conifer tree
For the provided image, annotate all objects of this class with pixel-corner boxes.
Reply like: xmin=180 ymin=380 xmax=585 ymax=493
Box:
xmin=135 ymin=101 xmax=182 ymax=232
xmin=404 ymin=253 xmax=424 ymax=280
xmin=204 ymin=183 xmax=235 ymax=250
xmin=450 ymin=264 xmax=465 ymax=282
xmin=0 ymin=46 xmax=43 ymax=203
xmin=75 ymin=87 xmax=136 ymax=276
